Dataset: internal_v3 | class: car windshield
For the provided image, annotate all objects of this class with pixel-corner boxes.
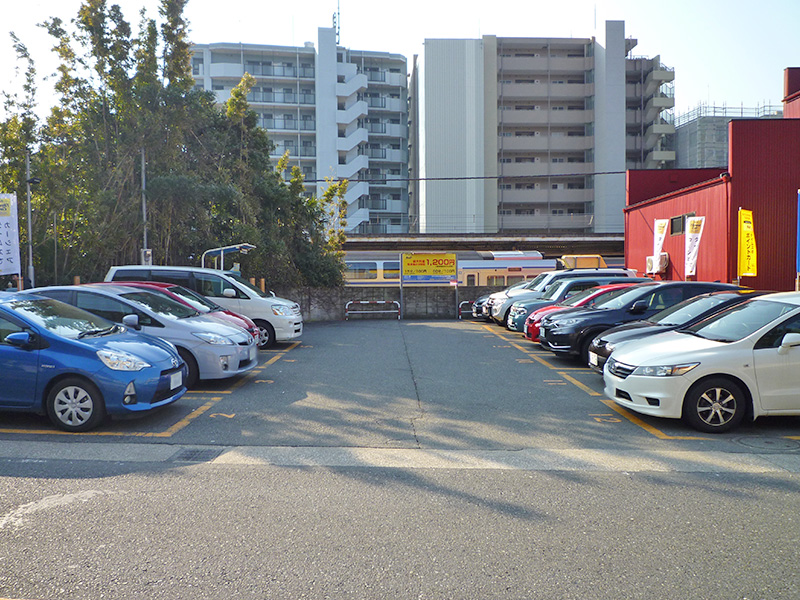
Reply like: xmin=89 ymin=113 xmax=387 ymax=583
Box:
xmin=226 ymin=272 xmax=271 ymax=298
xmin=522 ymin=273 xmax=548 ymax=291
xmin=650 ymin=294 xmax=733 ymax=326
xmin=166 ymin=285 xmax=220 ymax=313
xmin=590 ymin=284 xmax=653 ymax=310
xmin=540 ymin=280 xmax=571 ymax=300
xmin=120 ymin=291 xmax=199 ymax=319
xmin=570 ymin=286 xmax=631 ymax=307
xmin=683 ymin=299 xmax=798 ymax=342
xmin=8 ymin=297 xmax=116 ymax=339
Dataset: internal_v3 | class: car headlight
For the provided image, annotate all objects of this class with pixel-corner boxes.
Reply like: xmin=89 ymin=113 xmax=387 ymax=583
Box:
xmin=97 ymin=349 xmax=151 ymax=371
xmin=271 ymin=305 xmax=292 ymax=317
xmin=552 ymin=318 xmax=580 ymax=328
xmin=192 ymin=332 xmax=234 ymax=345
xmin=631 ymin=363 xmax=699 ymax=377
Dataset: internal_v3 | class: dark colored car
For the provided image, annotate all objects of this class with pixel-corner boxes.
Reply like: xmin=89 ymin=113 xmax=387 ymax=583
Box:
xmin=538 ymin=281 xmax=741 ymax=364
xmin=587 ymin=289 xmax=767 ymax=373
xmin=506 ymin=276 xmax=651 ymax=332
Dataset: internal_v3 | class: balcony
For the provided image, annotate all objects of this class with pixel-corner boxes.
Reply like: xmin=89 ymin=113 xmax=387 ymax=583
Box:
xmin=498 ymin=213 xmax=594 ymax=231
xmin=498 ymin=56 xmax=591 ymax=73
xmin=500 ymin=82 xmax=592 ymax=100
xmin=209 ymin=62 xmax=244 ymax=78
xmin=645 ymin=149 xmax=676 ymax=169
xmin=645 ymin=95 xmax=675 ymax=123
xmin=500 ymin=109 xmax=591 ymax=126
xmin=498 ymin=135 xmax=593 ymax=152
xmin=644 ymin=122 xmax=675 ymax=149
xmin=337 ymin=154 xmax=370 ymax=179
xmin=498 ymin=189 xmax=591 ymax=203
xmin=500 ymin=162 xmax=591 ymax=177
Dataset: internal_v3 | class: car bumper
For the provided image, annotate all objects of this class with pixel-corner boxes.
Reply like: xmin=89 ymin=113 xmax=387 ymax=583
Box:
xmin=539 ymin=327 xmax=577 ymax=355
xmin=275 ymin=318 xmax=303 ymax=342
xmin=603 ymin=369 xmax=687 ymax=419
xmin=194 ymin=340 xmax=259 ymax=380
xmin=101 ymin=363 xmax=187 ymax=415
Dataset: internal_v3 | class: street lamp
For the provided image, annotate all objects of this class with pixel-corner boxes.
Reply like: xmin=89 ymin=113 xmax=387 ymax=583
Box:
xmin=25 ymin=152 xmax=41 ymax=289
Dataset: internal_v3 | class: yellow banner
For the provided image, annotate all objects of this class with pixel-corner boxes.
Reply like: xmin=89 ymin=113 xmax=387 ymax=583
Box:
xmin=738 ymin=209 xmax=757 ymax=277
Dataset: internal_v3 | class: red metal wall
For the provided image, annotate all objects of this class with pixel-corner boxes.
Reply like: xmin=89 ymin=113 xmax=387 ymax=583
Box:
xmin=784 ymin=68 xmax=800 ymax=119
xmin=624 ymin=180 xmax=729 ymax=281
xmin=626 ymin=169 xmax=725 ymax=205
xmin=728 ymin=119 xmax=800 ymax=290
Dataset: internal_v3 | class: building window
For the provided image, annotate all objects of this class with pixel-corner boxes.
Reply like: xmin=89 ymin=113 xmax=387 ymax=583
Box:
xmin=670 ymin=212 xmax=696 ymax=236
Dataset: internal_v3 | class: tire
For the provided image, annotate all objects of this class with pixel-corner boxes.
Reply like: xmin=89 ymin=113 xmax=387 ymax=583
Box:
xmin=46 ymin=377 xmax=106 ymax=433
xmin=255 ymin=320 xmax=276 ymax=349
xmin=177 ymin=348 xmax=199 ymax=389
xmin=682 ymin=377 xmax=746 ymax=433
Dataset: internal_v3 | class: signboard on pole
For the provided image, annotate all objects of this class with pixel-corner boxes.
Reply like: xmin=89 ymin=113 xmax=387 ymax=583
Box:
xmin=738 ymin=208 xmax=757 ymax=278
xmin=401 ymin=253 xmax=457 ymax=283
xmin=0 ymin=193 xmax=21 ymax=276
xmin=684 ymin=216 xmax=705 ymax=277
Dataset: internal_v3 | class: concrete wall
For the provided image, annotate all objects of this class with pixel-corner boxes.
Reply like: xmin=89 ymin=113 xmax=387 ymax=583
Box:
xmin=273 ymin=286 xmax=503 ymax=321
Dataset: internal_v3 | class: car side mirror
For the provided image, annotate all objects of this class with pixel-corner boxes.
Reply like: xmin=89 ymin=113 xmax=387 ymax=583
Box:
xmin=629 ymin=301 xmax=648 ymax=314
xmin=6 ymin=331 xmax=32 ymax=348
xmin=122 ymin=314 xmax=141 ymax=330
xmin=778 ymin=332 xmax=800 ymax=355
xmin=223 ymin=288 xmax=236 ymax=298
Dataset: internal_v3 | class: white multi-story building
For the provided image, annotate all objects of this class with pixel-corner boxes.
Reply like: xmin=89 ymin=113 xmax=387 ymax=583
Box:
xmin=414 ymin=21 xmax=675 ymax=234
xmin=191 ymin=28 xmax=409 ymax=234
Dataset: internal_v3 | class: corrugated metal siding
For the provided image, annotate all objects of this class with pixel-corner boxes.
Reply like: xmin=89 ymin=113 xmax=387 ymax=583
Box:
xmin=624 ymin=182 xmax=728 ymax=281
xmin=728 ymin=119 xmax=800 ymax=291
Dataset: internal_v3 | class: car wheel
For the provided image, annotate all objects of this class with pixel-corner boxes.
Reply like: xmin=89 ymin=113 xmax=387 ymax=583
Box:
xmin=46 ymin=377 xmax=106 ymax=432
xmin=579 ymin=335 xmax=596 ymax=365
xmin=683 ymin=377 xmax=746 ymax=433
xmin=177 ymin=348 xmax=199 ymax=389
xmin=255 ymin=320 xmax=276 ymax=349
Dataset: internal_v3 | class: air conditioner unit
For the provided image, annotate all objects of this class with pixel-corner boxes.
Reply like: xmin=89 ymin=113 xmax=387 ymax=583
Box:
xmin=646 ymin=252 xmax=669 ymax=274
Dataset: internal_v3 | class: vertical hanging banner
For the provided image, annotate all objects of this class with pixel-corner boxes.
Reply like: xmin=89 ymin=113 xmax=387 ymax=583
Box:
xmin=653 ymin=218 xmax=669 ymax=257
xmin=684 ymin=216 xmax=705 ymax=277
xmin=0 ymin=193 xmax=22 ymax=276
xmin=738 ymin=209 xmax=757 ymax=278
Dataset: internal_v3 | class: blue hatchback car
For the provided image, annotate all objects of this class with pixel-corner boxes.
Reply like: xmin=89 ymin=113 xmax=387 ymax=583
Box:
xmin=0 ymin=292 xmax=187 ymax=432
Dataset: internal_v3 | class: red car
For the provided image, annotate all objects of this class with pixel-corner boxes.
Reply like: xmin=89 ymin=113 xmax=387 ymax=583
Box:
xmin=524 ymin=282 xmax=641 ymax=342
xmin=92 ymin=281 xmax=260 ymax=342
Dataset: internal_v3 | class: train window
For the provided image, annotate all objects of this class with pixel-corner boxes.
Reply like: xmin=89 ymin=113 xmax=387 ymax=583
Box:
xmin=345 ymin=262 xmax=378 ymax=279
xmin=487 ymin=276 xmax=505 ymax=286
xmin=466 ymin=274 xmax=476 ymax=286
xmin=507 ymin=276 xmax=526 ymax=285
xmin=383 ymin=261 xmax=400 ymax=279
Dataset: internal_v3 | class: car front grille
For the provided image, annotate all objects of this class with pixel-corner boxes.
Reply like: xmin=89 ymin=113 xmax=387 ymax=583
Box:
xmin=607 ymin=358 xmax=635 ymax=379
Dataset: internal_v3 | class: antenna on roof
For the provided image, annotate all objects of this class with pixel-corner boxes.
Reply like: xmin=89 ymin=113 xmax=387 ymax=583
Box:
xmin=333 ymin=1 xmax=341 ymax=44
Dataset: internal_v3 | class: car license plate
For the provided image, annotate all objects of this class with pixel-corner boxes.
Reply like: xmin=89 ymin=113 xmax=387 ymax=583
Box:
xmin=588 ymin=351 xmax=598 ymax=367
xmin=249 ymin=346 xmax=256 ymax=361
xmin=170 ymin=371 xmax=182 ymax=389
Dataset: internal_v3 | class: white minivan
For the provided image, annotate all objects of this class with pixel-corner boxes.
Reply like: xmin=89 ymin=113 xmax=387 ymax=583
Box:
xmin=104 ymin=265 xmax=303 ymax=348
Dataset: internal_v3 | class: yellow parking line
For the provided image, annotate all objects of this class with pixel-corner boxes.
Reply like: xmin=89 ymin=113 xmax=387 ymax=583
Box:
xmin=474 ymin=321 xmax=709 ymax=440
xmin=0 ymin=342 xmax=300 ymax=437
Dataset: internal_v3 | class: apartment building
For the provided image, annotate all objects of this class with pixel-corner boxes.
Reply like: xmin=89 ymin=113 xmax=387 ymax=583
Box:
xmin=415 ymin=21 xmax=675 ymax=234
xmin=675 ymin=104 xmax=783 ymax=168
xmin=191 ymin=28 xmax=410 ymax=234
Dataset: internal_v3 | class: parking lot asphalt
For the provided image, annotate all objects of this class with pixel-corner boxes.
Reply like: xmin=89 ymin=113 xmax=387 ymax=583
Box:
xmin=3 ymin=319 xmax=800 ymax=471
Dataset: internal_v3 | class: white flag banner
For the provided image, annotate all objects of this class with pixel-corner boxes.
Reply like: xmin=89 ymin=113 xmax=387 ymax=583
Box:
xmin=0 ymin=194 xmax=21 ymax=276
xmin=653 ymin=219 xmax=669 ymax=257
xmin=684 ymin=216 xmax=705 ymax=277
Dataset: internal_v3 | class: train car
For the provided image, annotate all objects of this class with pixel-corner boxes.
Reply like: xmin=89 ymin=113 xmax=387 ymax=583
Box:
xmin=344 ymin=251 xmax=556 ymax=287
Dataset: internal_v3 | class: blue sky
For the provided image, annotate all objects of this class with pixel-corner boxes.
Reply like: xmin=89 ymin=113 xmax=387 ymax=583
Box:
xmin=1 ymin=0 xmax=796 ymax=118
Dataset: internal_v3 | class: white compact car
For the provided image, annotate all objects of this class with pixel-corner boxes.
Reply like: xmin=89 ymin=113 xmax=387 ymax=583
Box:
xmin=104 ymin=265 xmax=303 ymax=348
xmin=603 ymin=292 xmax=800 ymax=433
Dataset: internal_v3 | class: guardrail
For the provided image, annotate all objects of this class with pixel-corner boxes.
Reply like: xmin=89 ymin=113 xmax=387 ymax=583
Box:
xmin=458 ymin=301 xmax=475 ymax=320
xmin=345 ymin=300 xmax=401 ymax=320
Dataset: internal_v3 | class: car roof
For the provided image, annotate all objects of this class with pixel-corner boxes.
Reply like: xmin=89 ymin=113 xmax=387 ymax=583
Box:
xmin=754 ymin=291 xmax=800 ymax=306
xmin=109 ymin=264 xmax=235 ymax=276
xmin=92 ymin=280 xmax=174 ymax=289
xmin=32 ymin=283 xmax=164 ymax=297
